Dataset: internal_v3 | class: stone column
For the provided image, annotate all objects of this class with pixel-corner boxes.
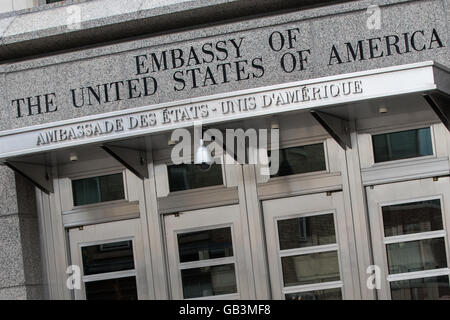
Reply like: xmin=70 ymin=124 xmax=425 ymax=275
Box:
xmin=0 ymin=166 xmax=45 ymax=299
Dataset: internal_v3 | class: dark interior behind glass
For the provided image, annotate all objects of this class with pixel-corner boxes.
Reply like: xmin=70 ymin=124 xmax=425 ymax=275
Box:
xmin=168 ymin=164 xmax=223 ymax=192
xmin=372 ymin=128 xmax=433 ymax=163
xmin=270 ymin=143 xmax=326 ymax=177
xmin=72 ymin=173 xmax=125 ymax=206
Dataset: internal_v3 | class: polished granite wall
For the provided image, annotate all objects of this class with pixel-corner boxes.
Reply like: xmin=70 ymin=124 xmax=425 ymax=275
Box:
xmin=0 ymin=166 xmax=44 ymax=299
xmin=0 ymin=0 xmax=448 ymax=132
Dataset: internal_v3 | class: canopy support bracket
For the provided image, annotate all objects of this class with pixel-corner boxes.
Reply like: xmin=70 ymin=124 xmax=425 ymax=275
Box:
xmin=310 ymin=110 xmax=352 ymax=150
xmin=424 ymin=93 xmax=450 ymax=132
xmin=4 ymin=161 xmax=54 ymax=194
xmin=102 ymin=145 xmax=149 ymax=179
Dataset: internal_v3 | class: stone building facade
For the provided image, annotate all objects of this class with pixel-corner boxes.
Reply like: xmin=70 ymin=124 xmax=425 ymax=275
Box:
xmin=0 ymin=0 xmax=449 ymax=300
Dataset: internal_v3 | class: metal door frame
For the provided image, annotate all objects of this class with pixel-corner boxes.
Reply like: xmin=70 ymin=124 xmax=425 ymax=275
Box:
xmin=366 ymin=177 xmax=450 ymax=299
xmin=68 ymin=218 xmax=150 ymax=300
xmin=164 ymin=204 xmax=253 ymax=300
xmin=262 ymin=191 xmax=355 ymax=300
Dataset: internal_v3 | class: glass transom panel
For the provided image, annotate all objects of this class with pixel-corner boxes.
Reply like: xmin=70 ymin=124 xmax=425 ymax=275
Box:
xmin=372 ymin=127 xmax=433 ymax=163
xmin=168 ymin=164 xmax=223 ymax=192
xmin=270 ymin=143 xmax=326 ymax=177
xmin=72 ymin=173 xmax=125 ymax=206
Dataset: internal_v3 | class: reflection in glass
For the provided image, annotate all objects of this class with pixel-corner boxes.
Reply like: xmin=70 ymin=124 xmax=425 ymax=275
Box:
xmin=382 ymin=199 xmax=443 ymax=237
xmin=285 ymin=288 xmax=342 ymax=300
xmin=178 ymin=228 xmax=233 ymax=263
xmin=390 ymin=276 xmax=450 ymax=300
xmin=72 ymin=173 xmax=125 ymax=206
xmin=82 ymin=240 xmax=134 ymax=275
xmin=386 ymin=238 xmax=447 ymax=274
xmin=278 ymin=214 xmax=336 ymax=250
xmin=372 ymin=127 xmax=433 ymax=163
xmin=99 ymin=174 xmax=126 ymax=202
xmin=282 ymin=251 xmax=340 ymax=287
xmin=270 ymin=143 xmax=326 ymax=177
xmin=85 ymin=276 xmax=138 ymax=300
xmin=168 ymin=164 xmax=223 ymax=192
xmin=181 ymin=264 xmax=237 ymax=299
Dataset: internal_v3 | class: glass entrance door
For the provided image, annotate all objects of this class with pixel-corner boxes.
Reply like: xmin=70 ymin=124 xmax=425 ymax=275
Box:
xmin=366 ymin=177 xmax=450 ymax=300
xmin=164 ymin=205 xmax=252 ymax=300
xmin=262 ymin=191 xmax=355 ymax=300
xmin=68 ymin=219 xmax=149 ymax=300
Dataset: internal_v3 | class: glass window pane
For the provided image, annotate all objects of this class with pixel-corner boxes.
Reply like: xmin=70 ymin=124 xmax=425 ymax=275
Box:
xmin=270 ymin=143 xmax=326 ymax=177
xmin=72 ymin=177 xmax=100 ymax=206
xmin=99 ymin=174 xmax=126 ymax=202
xmin=82 ymin=240 xmax=134 ymax=275
xmin=168 ymin=164 xmax=223 ymax=192
xmin=285 ymin=288 xmax=342 ymax=300
xmin=390 ymin=276 xmax=450 ymax=300
xmin=281 ymin=251 xmax=340 ymax=287
xmin=372 ymin=127 xmax=433 ymax=163
xmin=85 ymin=276 xmax=138 ymax=300
xmin=386 ymin=238 xmax=447 ymax=274
xmin=178 ymin=227 xmax=233 ymax=263
xmin=72 ymin=173 xmax=124 ymax=206
xmin=278 ymin=214 xmax=336 ymax=250
xmin=181 ymin=264 xmax=237 ymax=299
xmin=382 ymin=199 xmax=443 ymax=237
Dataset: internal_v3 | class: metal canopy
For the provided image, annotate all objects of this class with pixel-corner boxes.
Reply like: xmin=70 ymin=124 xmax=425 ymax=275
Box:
xmin=101 ymin=144 xmax=149 ymax=179
xmin=0 ymin=61 xmax=449 ymax=179
xmin=310 ymin=110 xmax=351 ymax=150
xmin=0 ymin=61 xmax=448 ymax=162
xmin=4 ymin=161 xmax=53 ymax=194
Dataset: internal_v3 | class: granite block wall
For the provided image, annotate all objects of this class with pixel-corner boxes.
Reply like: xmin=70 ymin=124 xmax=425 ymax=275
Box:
xmin=0 ymin=165 xmax=44 ymax=299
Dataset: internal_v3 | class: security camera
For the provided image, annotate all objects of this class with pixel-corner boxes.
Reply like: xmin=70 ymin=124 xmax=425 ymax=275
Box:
xmin=196 ymin=161 xmax=213 ymax=172
xmin=194 ymin=139 xmax=213 ymax=172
